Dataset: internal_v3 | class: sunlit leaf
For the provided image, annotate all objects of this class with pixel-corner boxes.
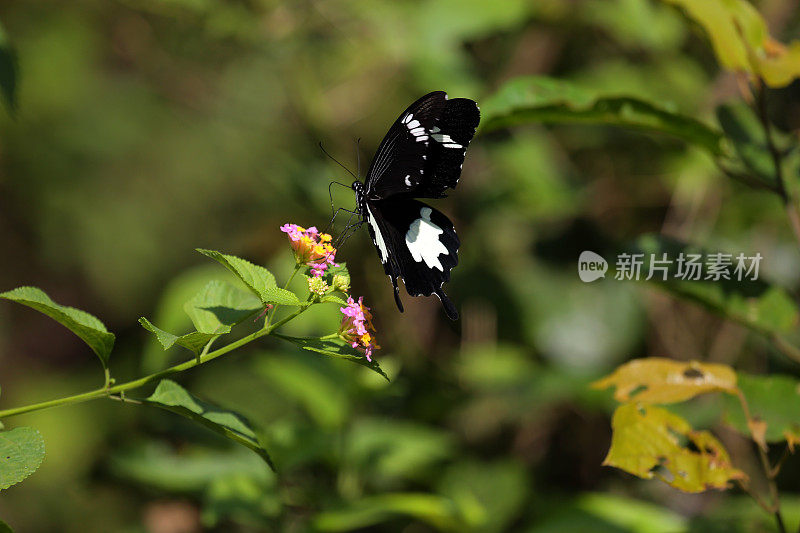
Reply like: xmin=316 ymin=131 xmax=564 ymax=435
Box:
xmin=196 ymin=249 xmax=301 ymax=306
xmin=592 ymin=357 xmax=737 ymax=404
xmin=138 ymin=317 xmax=221 ymax=355
xmin=314 ymin=493 xmax=470 ymax=532
xmin=660 ymin=0 xmax=800 ymax=87
xmin=0 ymin=287 xmax=115 ymax=368
xmin=723 ymin=373 xmax=800 ymax=446
xmin=480 ymin=76 xmax=724 ymax=156
xmin=183 ymin=280 xmax=262 ymax=333
xmin=274 ymin=334 xmax=388 ymax=380
xmin=143 ymin=380 xmax=273 ymax=469
xmin=604 ymin=403 xmax=746 ymax=493
xmin=0 ymin=427 xmax=45 ymax=490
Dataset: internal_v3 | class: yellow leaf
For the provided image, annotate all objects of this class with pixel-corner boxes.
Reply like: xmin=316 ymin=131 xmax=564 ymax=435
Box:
xmin=604 ymin=404 xmax=747 ymax=493
xmin=661 ymin=0 xmax=800 ymax=87
xmin=592 ymin=357 xmax=738 ymax=404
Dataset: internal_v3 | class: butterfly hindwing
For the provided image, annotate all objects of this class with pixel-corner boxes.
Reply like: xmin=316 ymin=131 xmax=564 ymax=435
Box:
xmin=363 ymin=198 xmax=460 ymax=320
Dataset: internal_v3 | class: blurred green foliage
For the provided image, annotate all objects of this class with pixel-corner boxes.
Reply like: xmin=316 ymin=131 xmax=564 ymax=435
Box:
xmin=1 ymin=0 xmax=800 ymax=531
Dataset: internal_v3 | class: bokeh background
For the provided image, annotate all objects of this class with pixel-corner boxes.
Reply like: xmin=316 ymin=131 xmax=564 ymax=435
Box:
xmin=0 ymin=0 xmax=799 ymax=531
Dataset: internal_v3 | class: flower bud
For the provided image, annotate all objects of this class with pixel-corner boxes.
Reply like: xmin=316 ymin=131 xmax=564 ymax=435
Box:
xmin=332 ymin=273 xmax=350 ymax=293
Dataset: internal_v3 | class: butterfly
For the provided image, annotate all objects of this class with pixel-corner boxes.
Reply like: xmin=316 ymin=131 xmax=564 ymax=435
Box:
xmin=348 ymin=91 xmax=480 ymax=321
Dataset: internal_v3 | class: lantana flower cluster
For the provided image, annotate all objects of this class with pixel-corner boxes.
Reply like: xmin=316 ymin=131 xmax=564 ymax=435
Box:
xmin=339 ymin=296 xmax=379 ymax=361
xmin=280 ymin=223 xmax=338 ymax=277
xmin=281 ymin=222 xmax=379 ymax=362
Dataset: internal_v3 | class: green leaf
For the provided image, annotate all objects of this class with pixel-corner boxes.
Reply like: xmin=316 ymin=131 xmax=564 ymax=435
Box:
xmin=632 ymin=235 xmax=799 ymax=339
xmin=480 ymin=76 xmax=724 ymax=156
xmin=0 ymin=518 xmax=11 ymax=533
xmin=724 ymin=373 xmax=800 ymax=445
xmin=314 ymin=493 xmax=470 ymax=532
xmin=184 ymin=280 xmax=262 ymax=333
xmin=438 ymin=460 xmax=528 ymax=533
xmin=0 ymin=23 xmax=17 ymax=113
xmin=143 ymin=380 xmax=273 ymax=470
xmin=138 ymin=317 xmax=220 ymax=355
xmin=274 ymin=334 xmax=388 ymax=380
xmin=196 ymin=249 xmax=301 ymax=306
xmin=346 ymin=419 xmax=454 ymax=482
xmin=320 ymin=294 xmax=348 ymax=305
xmin=109 ymin=443 xmax=273 ymax=493
xmin=0 ymin=427 xmax=45 ymax=490
xmin=716 ymin=102 xmax=785 ymax=190
xmin=0 ymin=287 xmax=115 ymax=368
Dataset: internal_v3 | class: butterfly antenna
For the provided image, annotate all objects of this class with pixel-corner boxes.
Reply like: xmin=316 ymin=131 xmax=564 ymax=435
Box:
xmin=355 ymin=138 xmax=362 ymax=178
xmin=319 ymin=142 xmax=357 ymax=180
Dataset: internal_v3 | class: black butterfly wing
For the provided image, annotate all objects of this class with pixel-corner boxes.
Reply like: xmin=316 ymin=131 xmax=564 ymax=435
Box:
xmin=364 ymin=91 xmax=447 ymax=199
xmin=365 ymin=92 xmax=480 ymax=200
xmin=363 ymin=198 xmax=460 ymax=320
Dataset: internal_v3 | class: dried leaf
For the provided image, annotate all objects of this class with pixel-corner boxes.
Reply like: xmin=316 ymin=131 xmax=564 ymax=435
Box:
xmin=592 ymin=357 xmax=738 ymax=404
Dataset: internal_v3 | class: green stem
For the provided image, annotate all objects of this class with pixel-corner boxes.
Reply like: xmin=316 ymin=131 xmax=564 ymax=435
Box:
xmin=0 ymin=305 xmax=309 ymax=420
xmin=266 ymin=264 xmax=303 ymax=327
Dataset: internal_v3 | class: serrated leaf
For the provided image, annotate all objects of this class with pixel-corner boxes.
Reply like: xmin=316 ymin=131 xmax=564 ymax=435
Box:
xmin=138 ymin=317 xmax=220 ymax=355
xmin=0 ymin=287 xmax=115 ymax=368
xmin=143 ymin=380 xmax=273 ymax=470
xmin=184 ymin=280 xmax=262 ymax=333
xmin=603 ymin=404 xmax=746 ymax=493
xmin=274 ymin=334 xmax=388 ymax=381
xmin=723 ymin=373 xmax=800 ymax=445
xmin=314 ymin=493 xmax=470 ymax=532
xmin=0 ymin=427 xmax=45 ymax=490
xmin=197 ymin=249 xmax=300 ymax=306
xmin=592 ymin=357 xmax=738 ymax=404
xmin=320 ymin=294 xmax=348 ymax=305
xmin=632 ymin=235 xmax=800 ymax=338
xmin=660 ymin=0 xmax=800 ymax=87
xmin=480 ymin=76 xmax=724 ymax=156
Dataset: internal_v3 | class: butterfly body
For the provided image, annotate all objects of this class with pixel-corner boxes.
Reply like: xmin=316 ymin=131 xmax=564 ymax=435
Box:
xmin=351 ymin=91 xmax=479 ymax=320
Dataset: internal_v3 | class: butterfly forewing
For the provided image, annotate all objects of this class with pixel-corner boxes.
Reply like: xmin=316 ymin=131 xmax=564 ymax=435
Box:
xmin=365 ymin=91 xmax=447 ymax=199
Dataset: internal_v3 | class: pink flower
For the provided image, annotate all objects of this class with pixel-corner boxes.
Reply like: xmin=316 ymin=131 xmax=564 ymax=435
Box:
xmin=280 ymin=223 xmax=339 ymax=276
xmin=339 ymin=296 xmax=379 ymax=361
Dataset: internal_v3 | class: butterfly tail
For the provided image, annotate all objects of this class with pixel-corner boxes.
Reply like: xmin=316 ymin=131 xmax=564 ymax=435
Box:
xmin=436 ymin=288 xmax=459 ymax=321
xmin=392 ymin=281 xmax=405 ymax=313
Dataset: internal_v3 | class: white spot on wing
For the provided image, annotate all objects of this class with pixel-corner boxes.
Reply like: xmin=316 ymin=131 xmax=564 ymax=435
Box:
xmin=405 ymin=207 xmax=449 ymax=271
xmin=404 ymin=175 xmax=412 ymax=186
xmin=366 ymin=205 xmax=388 ymax=264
